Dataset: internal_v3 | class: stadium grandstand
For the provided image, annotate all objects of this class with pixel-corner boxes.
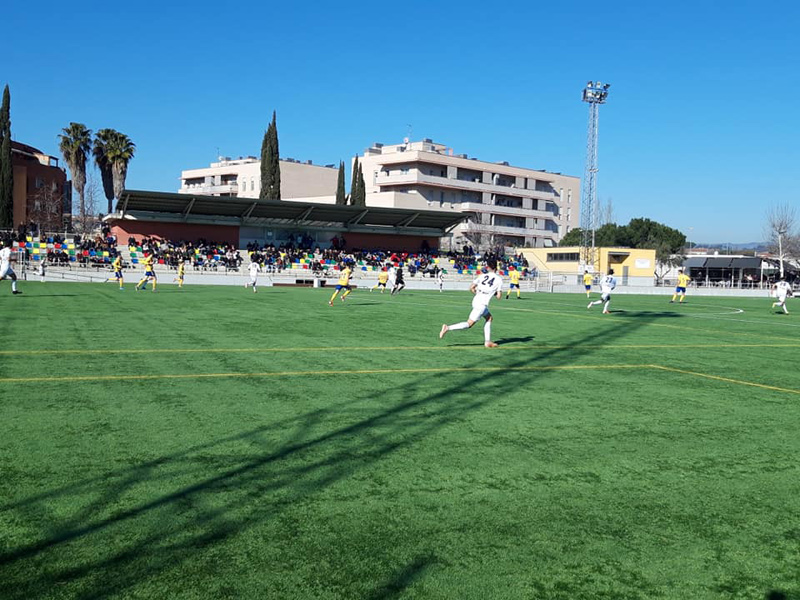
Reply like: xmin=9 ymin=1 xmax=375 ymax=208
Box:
xmin=2 ymin=190 xmax=537 ymax=288
xmin=105 ymin=189 xmax=466 ymax=252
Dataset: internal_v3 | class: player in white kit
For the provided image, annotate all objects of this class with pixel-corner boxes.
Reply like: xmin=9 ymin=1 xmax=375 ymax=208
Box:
xmin=436 ymin=268 xmax=444 ymax=292
xmin=0 ymin=240 xmax=22 ymax=294
xmin=245 ymin=260 xmax=261 ymax=293
xmin=771 ymin=277 xmax=793 ymax=314
xmin=588 ymin=269 xmax=617 ymax=314
xmin=439 ymin=258 xmax=502 ymax=348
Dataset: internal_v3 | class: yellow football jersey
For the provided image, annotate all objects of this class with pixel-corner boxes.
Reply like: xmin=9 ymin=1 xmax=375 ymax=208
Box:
xmin=378 ymin=272 xmax=388 ymax=283
xmin=583 ymin=273 xmax=593 ymax=286
xmin=677 ymin=273 xmax=691 ymax=287
xmin=338 ymin=267 xmax=352 ymax=285
xmin=113 ymin=257 xmax=122 ymax=272
xmin=509 ymin=270 xmax=521 ymax=284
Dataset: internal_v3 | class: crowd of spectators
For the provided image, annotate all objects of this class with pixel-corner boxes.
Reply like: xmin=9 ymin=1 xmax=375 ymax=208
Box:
xmin=244 ymin=240 xmax=532 ymax=278
xmin=130 ymin=237 xmax=243 ymax=271
xmin=1 ymin=228 xmax=535 ymax=279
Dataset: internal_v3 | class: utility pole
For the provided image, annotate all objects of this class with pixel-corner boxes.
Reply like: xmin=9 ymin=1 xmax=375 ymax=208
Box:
xmin=580 ymin=81 xmax=610 ymax=272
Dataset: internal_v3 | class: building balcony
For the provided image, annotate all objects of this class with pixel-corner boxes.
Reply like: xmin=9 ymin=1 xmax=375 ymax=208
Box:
xmin=375 ymin=172 xmax=560 ymax=201
xmin=461 ymin=221 xmax=559 ymax=239
xmin=460 ymin=202 xmax=555 ymax=220
xmin=179 ymin=184 xmax=240 ymax=196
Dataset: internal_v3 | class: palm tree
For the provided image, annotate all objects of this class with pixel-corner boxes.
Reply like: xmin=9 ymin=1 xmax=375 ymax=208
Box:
xmin=58 ymin=122 xmax=92 ymax=227
xmin=105 ymin=132 xmax=136 ymax=205
xmin=93 ymin=129 xmax=117 ymax=213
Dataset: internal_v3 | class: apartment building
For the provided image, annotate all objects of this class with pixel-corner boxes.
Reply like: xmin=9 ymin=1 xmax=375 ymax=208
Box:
xmin=179 ymin=156 xmax=338 ymax=200
xmin=358 ymin=140 xmax=580 ymax=249
xmin=11 ymin=141 xmax=71 ymax=229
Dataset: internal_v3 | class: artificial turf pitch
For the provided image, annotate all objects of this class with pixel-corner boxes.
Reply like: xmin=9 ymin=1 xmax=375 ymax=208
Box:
xmin=0 ymin=281 xmax=798 ymax=599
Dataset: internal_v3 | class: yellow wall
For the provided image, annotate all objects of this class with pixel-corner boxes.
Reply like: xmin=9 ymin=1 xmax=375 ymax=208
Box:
xmin=521 ymin=246 xmax=656 ymax=277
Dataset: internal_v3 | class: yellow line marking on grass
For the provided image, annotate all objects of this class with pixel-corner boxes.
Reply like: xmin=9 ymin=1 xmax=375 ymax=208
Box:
xmin=1 ymin=343 xmax=799 ymax=357
xmin=0 ymin=364 xmax=647 ymax=384
xmin=6 ymin=361 xmax=797 ymax=397
xmin=649 ymin=364 xmax=800 ymax=396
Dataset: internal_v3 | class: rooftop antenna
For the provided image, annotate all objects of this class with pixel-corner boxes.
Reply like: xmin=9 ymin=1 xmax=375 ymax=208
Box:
xmin=406 ymin=124 xmax=413 ymax=142
xmin=579 ymin=80 xmax=611 ymax=272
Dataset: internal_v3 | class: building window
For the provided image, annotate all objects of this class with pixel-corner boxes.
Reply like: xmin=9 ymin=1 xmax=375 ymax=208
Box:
xmin=35 ymin=177 xmax=44 ymax=189
xmin=250 ymin=178 xmax=255 ymax=191
xmin=546 ymin=252 xmax=580 ymax=262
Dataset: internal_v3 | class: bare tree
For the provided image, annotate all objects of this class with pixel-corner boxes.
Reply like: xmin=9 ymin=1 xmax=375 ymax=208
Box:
xmin=600 ymin=197 xmax=615 ymax=226
xmin=76 ymin=171 xmax=100 ymax=234
xmin=764 ymin=204 xmax=798 ymax=278
xmin=29 ymin=183 xmax=65 ymax=232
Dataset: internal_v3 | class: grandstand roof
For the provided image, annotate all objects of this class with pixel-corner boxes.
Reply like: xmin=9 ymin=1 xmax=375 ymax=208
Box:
xmin=684 ymin=256 xmax=765 ymax=270
xmin=112 ymin=190 xmax=466 ymax=236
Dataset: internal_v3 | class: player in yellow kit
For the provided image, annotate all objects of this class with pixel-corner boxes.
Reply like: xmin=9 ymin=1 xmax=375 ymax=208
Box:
xmin=173 ymin=260 xmax=186 ymax=288
xmin=370 ymin=268 xmax=389 ymax=293
xmin=328 ymin=263 xmax=353 ymax=305
xmin=670 ymin=269 xmax=691 ymax=303
xmin=583 ymin=270 xmax=593 ymax=297
xmin=505 ymin=266 xmax=522 ymax=299
xmin=135 ymin=253 xmax=158 ymax=292
xmin=106 ymin=255 xmax=124 ymax=290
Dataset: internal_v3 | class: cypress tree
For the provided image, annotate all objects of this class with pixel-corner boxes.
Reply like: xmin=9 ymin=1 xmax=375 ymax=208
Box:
xmin=260 ymin=111 xmax=281 ymax=200
xmin=259 ymin=123 xmax=270 ymax=200
xmin=335 ymin=161 xmax=346 ymax=205
xmin=349 ymin=156 xmax=359 ymax=205
xmin=354 ymin=162 xmax=366 ymax=206
xmin=267 ymin=111 xmax=281 ymax=200
xmin=0 ymin=85 xmax=12 ymax=228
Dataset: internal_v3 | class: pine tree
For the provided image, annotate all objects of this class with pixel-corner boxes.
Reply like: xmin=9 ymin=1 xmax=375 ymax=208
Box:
xmin=335 ymin=161 xmax=346 ymax=205
xmin=0 ymin=85 xmax=12 ymax=228
xmin=349 ymin=156 xmax=359 ymax=205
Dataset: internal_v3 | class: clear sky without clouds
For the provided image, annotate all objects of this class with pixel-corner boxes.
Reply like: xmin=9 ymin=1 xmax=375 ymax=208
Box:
xmin=4 ymin=0 xmax=798 ymax=244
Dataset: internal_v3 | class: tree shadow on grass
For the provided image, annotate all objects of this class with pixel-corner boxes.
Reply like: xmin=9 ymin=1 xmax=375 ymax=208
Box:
xmin=366 ymin=554 xmax=437 ymax=600
xmin=0 ymin=310 xmax=661 ymax=599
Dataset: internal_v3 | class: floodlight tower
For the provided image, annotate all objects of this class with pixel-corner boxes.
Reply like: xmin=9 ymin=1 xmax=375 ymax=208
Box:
xmin=580 ymin=80 xmax=610 ymax=271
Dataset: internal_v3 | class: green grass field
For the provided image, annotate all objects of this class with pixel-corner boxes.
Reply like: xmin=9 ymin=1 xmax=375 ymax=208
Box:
xmin=1 ymin=281 xmax=798 ymax=599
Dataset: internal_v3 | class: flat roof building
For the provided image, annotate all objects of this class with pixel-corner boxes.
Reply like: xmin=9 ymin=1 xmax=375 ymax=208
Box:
xmin=179 ymin=156 xmax=338 ymax=200
xmin=357 ymin=139 xmax=580 ymax=250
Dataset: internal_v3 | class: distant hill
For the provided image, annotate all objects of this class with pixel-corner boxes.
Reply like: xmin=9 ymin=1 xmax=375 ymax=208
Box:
xmin=696 ymin=242 xmax=767 ymax=251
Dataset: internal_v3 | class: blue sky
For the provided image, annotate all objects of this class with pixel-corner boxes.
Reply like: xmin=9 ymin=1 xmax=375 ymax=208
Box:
xmin=5 ymin=0 xmax=798 ymax=243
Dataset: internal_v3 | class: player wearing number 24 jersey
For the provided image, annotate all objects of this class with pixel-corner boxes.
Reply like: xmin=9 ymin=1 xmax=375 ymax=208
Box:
xmin=439 ymin=258 xmax=503 ymax=348
xmin=588 ymin=269 xmax=617 ymax=314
